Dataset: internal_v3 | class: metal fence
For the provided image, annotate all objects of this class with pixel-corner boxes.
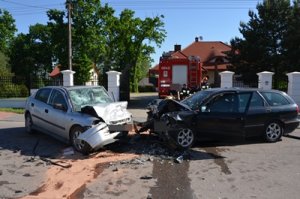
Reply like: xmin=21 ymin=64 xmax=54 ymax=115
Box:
xmin=232 ymin=81 xmax=258 ymax=88
xmin=0 ymin=75 xmax=62 ymax=98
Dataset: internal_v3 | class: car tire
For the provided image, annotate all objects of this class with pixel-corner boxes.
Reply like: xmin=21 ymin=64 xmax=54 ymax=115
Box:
xmin=25 ymin=113 xmax=34 ymax=134
xmin=70 ymin=126 xmax=92 ymax=154
xmin=264 ymin=121 xmax=283 ymax=142
xmin=173 ymin=128 xmax=195 ymax=149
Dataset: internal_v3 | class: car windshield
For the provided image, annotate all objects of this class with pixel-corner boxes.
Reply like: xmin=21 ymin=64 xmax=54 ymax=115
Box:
xmin=68 ymin=87 xmax=113 ymax=111
xmin=181 ymin=90 xmax=213 ymax=111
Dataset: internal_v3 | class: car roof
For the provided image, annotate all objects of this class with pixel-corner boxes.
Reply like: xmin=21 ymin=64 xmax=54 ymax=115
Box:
xmin=41 ymin=85 xmax=104 ymax=91
xmin=204 ymin=87 xmax=284 ymax=94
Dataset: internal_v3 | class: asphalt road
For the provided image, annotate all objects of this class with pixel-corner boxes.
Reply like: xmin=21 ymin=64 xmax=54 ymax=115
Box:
xmin=1 ymin=93 xmax=300 ymax=199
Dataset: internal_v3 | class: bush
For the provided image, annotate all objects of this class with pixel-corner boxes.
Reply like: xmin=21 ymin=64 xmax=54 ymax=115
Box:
xmin=0 ymin=83 xmax=29 ymax=98
xmin=19 ymin=84 xmax=29 ymax=97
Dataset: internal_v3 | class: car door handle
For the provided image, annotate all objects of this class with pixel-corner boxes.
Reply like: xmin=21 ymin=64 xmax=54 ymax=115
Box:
xmin=266 ymin=108 xmax=272 ymax=113
xmin=45 ymin=109 xmax=48 ymax=113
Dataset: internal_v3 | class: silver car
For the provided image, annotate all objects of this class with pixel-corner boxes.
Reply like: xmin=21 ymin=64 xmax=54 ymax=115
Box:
xmin=24 ymin=86 xmax=132 ymax=154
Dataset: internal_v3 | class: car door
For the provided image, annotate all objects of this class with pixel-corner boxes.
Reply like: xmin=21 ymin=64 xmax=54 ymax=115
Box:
xmin=30 ymin=88 xmax=52 ymax=130
xmin=45 ymin=89 xmax=70 ymax=139
xmin=196 ymin=92 xmax=247 ymax=137
xmin=243 ymin=91 xmax=269 ymax=137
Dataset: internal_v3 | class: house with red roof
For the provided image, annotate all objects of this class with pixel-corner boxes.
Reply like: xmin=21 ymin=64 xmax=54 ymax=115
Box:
xmin=49 ymin=64 xmax=99 ymax=86
xmin=150 ymin=37 xmax=231 ymax=88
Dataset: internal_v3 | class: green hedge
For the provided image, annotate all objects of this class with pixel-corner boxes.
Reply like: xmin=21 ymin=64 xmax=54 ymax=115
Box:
xmin=0 ymin=84 xmax=29 ymax=98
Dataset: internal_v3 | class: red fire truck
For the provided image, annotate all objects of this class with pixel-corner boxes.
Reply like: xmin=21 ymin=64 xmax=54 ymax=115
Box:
xmin=158 ymin=54 xmax=202 ymax=98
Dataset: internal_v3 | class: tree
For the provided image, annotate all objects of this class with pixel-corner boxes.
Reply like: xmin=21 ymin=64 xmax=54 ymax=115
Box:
xmin=72 ymin=0 xmax=114 ymax=85
xmin=0 ymin=9 xmax=17 ymax=53
xmin=283 ymin=1 xmax=300 ymax=71
xmin=7 ymin=0 xmax=166 ymax=94
xmin=110 ymin=9 xmax=166 ymax=99
xmin=10 ymin=24 xmax=53 ymax=78
xmin=47 ymin=9 xmax=68 ymax=68
xmin=132 ymin=53 xmax=152 ymax=92
xmin=71 ymin=1 xmax=166 ymax=97
xmin=0 ymin=51 xmax=11 ymax=75
xmin=228 ymin=0 xmax=293 ymax=89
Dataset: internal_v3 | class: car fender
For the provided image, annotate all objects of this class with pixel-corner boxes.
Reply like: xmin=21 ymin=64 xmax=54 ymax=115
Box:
xmin=77 ymin=122 xmax=121 ymax=150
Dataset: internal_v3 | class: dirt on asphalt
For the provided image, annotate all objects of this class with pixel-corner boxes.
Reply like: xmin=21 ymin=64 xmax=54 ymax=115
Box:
xmin=0 ymin=93 xmax=162 ymax=199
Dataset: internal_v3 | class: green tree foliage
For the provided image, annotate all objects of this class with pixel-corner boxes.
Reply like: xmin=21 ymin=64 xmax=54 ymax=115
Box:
xmin=108 ymin=9 xmax=166 ymax=98
xmin=132 ymin=54 xmax=152 ymax=92
xmin=0 ymin=51 xmax=11 ymax=76
xmin=228 ymin=0 xmax=299 ymax=89
xmin=283 ymin=1 xmax=300 ymax=71
xmin=73 ymin=54 xmax=93 ymax=85
xmin=71 ymin=1 xmax=166 ymax=96
xmin=72 ymin=0 xmax=107 ymax=84
xmin=47 ymin=9 xmax=68 ymax=68
xmin=10 ymin=24 xmax=53 ymax=78
xmin=9 ymin=34 xmax=33 ymax=77
xmin=0 ymin=9 xmax=17 ymax=53
xmin=6 ymin=1 xmax=166 ymax=96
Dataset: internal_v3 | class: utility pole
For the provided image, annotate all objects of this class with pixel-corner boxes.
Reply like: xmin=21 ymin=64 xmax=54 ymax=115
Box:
xmin=67 ymin=0 xmax=72 ymax=71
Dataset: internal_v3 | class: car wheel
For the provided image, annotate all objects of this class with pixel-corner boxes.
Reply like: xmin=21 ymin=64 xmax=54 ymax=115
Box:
xmin=174 ymin=128 xmax=195 ymax=149
xmin=264 ymin=121 xmax=283 ymax=142
xmin=70 ymin=126 xmax=92 ymax=154
xmin=25 ymin=113 xmax=34 ymax=134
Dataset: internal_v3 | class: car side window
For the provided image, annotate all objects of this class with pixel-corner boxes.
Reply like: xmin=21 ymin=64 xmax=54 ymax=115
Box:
xmin=49 ymin=90 xmax=68 ymax=109
xmin=249 ymin=92 xmax=264 ymax=108
xmin=260 ymin=92 xmax=290 ymax=106
xmin=207 ymin=93 xmax=239 ymax=113
xmin=35 ymin=88 xmax=51 ymax=103
xmin=237 ymin=93 xmax=251 ymax=113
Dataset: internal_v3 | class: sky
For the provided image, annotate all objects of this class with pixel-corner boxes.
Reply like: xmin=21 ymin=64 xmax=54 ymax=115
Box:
xmin=1 ymin=0 xmax=264 ymax=66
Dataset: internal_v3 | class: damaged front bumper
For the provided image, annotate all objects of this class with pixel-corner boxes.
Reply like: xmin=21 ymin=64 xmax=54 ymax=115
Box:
xmin=77 ymin=122 xmax=133 ymax=150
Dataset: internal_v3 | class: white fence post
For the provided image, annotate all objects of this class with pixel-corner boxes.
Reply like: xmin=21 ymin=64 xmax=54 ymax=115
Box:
xmin=61 ymin=70 xmax=76 ymax=86
xmin=220 ymin=71 xmax=234 ymax=88
xmin=106 ymin=70 xmax=121 ymax=101
xmin=257 ymin=71 xmax=274 ymax=90
xmin=287 ymin=71 xmax=300 ymax=106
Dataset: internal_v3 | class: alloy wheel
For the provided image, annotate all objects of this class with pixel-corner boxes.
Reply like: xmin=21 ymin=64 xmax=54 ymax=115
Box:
xmin=265 ymin=122 xmax=282 ymax=142
xmin=177 ymin=128 xmax=194 ymax=148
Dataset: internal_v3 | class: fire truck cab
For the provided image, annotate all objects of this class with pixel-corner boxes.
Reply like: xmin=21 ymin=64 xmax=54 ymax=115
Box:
xmin=158 ymin=54 xmax=202 ymax=99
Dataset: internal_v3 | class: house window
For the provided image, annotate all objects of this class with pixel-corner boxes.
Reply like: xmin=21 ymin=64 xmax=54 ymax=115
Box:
xmin=163 ymin=71 xmax=168 ymax=77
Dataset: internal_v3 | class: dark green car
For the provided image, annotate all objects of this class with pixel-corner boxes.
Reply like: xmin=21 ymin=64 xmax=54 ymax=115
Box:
xmin=147 ymin=88 xmax=300 ymax=149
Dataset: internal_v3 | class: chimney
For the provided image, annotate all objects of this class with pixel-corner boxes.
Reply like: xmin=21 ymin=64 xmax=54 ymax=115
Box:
xmin=174 ymin=44 xmax=181 ymax=52
xmin=195 ymin=37 xmax=199 ymax=42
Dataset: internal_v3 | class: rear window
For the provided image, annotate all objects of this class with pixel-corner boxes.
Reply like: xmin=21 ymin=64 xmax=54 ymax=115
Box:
xmin=260 ymin=91 xmax=290 ymax=106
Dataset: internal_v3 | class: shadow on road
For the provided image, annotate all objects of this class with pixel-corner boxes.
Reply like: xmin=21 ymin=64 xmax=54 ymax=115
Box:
xmin=0 ymin=127 xmax=67 ymax=158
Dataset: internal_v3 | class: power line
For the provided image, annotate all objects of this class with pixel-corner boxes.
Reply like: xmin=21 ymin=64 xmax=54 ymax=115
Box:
xmin=0 ymin=0 xmax=65 ymax=16
xmin=0 ymin=0 xmax=53 ymax=9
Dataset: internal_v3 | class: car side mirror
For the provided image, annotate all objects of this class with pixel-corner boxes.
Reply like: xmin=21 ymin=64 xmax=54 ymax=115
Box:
xmin=53 ymin=103 xmax=67 ymax=112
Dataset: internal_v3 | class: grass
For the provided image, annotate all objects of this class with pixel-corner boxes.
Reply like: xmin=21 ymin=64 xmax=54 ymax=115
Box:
xmin=0 ymin=108 xmax=24 ymax=114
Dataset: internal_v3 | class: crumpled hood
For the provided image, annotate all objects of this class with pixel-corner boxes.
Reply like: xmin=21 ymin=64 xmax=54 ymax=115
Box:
xmin=81 ymin=101 xmax=132 ymax=124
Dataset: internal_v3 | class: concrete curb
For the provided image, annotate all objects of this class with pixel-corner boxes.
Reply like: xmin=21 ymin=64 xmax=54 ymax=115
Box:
xmin=0 ymin=98 xmax=26 ymax=108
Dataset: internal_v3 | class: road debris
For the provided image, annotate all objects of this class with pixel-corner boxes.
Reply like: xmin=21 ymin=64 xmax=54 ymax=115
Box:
xmin=39 ymin=157 xmax=72 ymax=169
xmin=174 ymin=155 xmax=184 ymax=164
xmin=140 ymin=175 xmax=153 ymax=180
xmin=62 ymin=147 xmax=75 ymax=156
